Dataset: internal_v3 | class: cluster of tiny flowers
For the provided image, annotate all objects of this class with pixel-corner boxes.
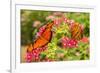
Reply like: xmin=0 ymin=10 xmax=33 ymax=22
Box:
xmin=26 ymin=52 xmax=33 ymax=62
xmin=53 ymin=16 xmax=84 ymax=33
xmin=61 ymin=37 xmax=78 ymax=48
xmin=54 ymin=18 xmax=63 ymax=26
xmin=53 ymin=16 xmax=76 ymax=26
xmin=26 ymin=46 xmax=47 ymax=62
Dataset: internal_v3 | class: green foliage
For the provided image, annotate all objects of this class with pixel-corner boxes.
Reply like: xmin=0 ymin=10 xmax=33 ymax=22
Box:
xmin=65 ymin=41 xmax=89 ymax=60
xmin=53 ymin=22 xmax=71 ymax=38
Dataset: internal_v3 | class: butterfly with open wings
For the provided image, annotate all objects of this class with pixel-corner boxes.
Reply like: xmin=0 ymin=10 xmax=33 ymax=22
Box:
xmin=27 ymin=21 xmax=54 ymax=52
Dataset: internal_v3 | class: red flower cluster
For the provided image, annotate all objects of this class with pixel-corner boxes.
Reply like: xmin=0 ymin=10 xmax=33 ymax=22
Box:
xmin=26 ymin=46 xmax=47 ymax=62
xmin=53 ymin=16 xmax=84 ymax=32
xmin=54 ymin=18 xmax=62 ymax=26
xmin=61 ymin=37 xmax=78 ymax=48
xmin=53 ymin=16 xmax=75 ymax=26
xmin=26 ymin=52 xmax=33 ymax=62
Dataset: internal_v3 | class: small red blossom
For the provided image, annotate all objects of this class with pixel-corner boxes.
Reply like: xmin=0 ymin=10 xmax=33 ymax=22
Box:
xmin=46 ymin=15 xmax=55 ymax=20
xmin=54 ymin=18 xmax=63 ymax=26
xmin=32 ymin=46 xmax=47 ymax=61
xmin=61 ymin=37 xmax=69 ymax=43
xmin=62 ymin=16 xmax=75 ymax=25
xmin=26 ymin=52 xmax=33 ymax=62
xmin=33 ymin=21 xmax=41 ymax=28
xmin=67 ymin=39 xmax=78 ymax=48
xmin=69 ymin=19 xmax=75 ymax=24
xmin=26 ymin=46 xmax=47 ymax=62
xmin=62 ymin=16 xmax=68 ymax=23
xmin=31 ymin=49 xmax=40 ymax=61
xmin=80 ymin=37 xmax=89 ymax=43
xmin=61 ymin=37 xmax=78 ymax=48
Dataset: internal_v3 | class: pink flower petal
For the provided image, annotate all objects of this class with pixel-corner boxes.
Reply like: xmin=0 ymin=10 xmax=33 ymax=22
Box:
xmin=81 ymin=37 xmax=89 ymax=43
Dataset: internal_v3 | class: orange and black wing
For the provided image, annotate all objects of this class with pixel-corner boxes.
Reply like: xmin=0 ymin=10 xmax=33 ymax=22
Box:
xmin=27 ymin=22 xmax=54 ymax=52
xmin=33 ymin=35 xmax=49 ymax=49
xmin=71 ymin=23 xmax=83 ymax=40
xmin=32 ymin=22 xmax=54 ymax=49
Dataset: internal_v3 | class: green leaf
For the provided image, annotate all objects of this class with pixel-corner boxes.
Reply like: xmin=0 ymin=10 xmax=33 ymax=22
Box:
xmin=40 ymin=53 xmax=46 ymax=59
xmin=55 ymin=49 xmax=64 ymax=53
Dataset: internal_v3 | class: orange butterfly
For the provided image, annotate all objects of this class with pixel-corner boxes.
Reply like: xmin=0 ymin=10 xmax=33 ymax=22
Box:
xmin=71 ymin=22 xmax=83 ymax=40
xmin=27 ymin=21 xmax=54 ymax=52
